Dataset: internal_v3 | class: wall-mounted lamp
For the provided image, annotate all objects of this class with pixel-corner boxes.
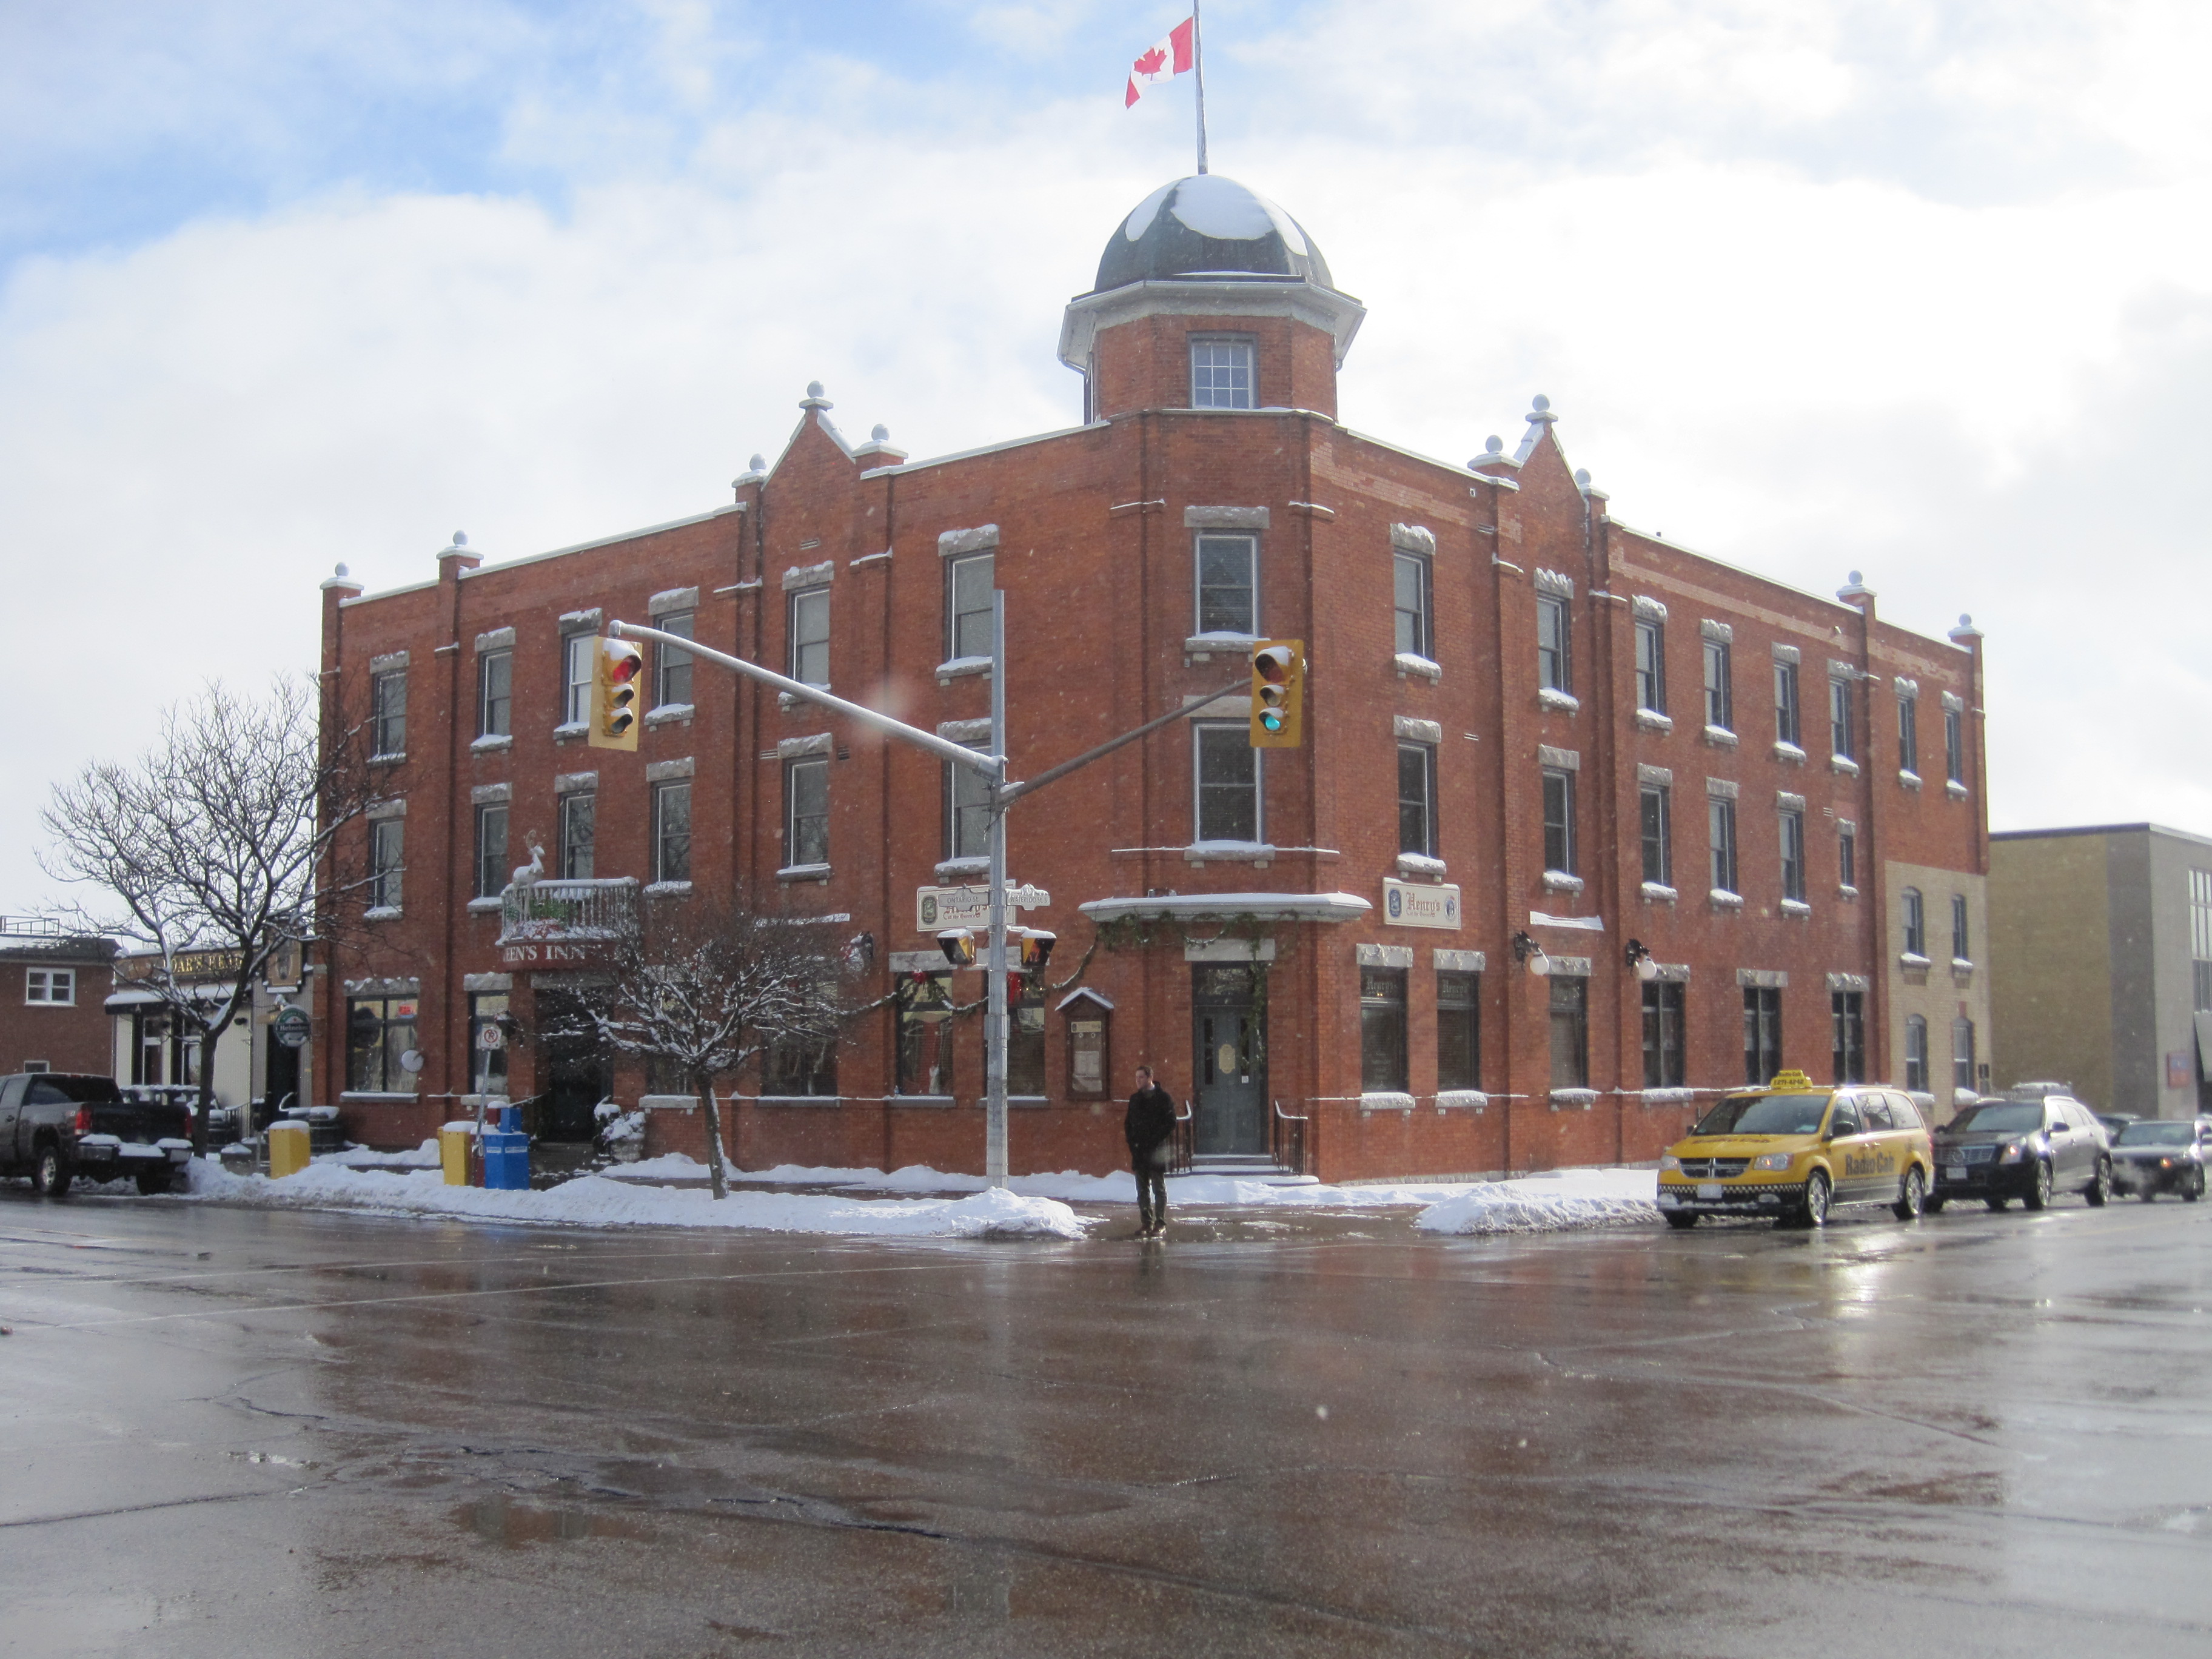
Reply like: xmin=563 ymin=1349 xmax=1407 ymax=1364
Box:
xmin=1624 ymin=939 xmax=1660 ymax=982
xmin=1511 ymin=930 xmax=1552 ymax=977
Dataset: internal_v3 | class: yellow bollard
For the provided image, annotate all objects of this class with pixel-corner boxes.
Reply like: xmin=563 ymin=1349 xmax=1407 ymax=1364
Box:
xmin=440 ymin=1125 xmax=473 ymax=1186
xmin=267 ymin=1120 xmax=311 ymax=1178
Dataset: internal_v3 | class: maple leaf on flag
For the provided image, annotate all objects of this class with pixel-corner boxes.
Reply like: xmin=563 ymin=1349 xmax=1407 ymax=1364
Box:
xmin=1134 ymin=45 xmax=1167 ymax=75
xmin=1125 ymin=18 xmax=1196 ymax=107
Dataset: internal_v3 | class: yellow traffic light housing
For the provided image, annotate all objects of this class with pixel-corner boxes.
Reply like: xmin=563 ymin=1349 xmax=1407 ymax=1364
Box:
xmin=588 ymin=637 xmax=644 ymax=751
xmin=1250 ymin=640 xmax=1304 ymax=747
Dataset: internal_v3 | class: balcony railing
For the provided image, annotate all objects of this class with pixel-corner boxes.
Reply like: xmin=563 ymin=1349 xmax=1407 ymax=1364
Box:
xmin=498 ymin=877 xmax=637 ymax=944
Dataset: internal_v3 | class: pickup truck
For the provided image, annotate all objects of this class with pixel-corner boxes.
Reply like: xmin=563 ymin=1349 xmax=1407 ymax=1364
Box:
xmin=0 ymin=1073 xmax=195 ymax=1196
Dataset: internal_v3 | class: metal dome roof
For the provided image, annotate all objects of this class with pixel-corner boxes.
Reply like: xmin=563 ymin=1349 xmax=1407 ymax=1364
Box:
xmin=1093 ymin=175 xmax=1335 ymax=294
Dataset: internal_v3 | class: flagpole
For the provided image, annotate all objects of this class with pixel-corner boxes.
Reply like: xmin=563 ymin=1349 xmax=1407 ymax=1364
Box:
xmin=1193 ymin=0 xmax=1208 ymax=174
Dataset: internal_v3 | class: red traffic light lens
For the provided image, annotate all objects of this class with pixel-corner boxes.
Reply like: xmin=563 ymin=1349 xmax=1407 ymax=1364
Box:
xmin=608 ymin=654 xmax=642 ymax=685
xmin=1253 ymin=645 xmax=1294 ymax=683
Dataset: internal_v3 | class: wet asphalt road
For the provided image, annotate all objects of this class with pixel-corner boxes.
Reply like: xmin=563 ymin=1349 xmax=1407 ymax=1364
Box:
xmin=4 ymin=1185 xmax=2212 ymax=1658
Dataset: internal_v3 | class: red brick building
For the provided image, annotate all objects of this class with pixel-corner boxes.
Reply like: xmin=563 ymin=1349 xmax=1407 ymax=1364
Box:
xmin=315 ymin=174 xmax=1990 ymax=1178
xmin=1 ymin=920 xmax=116 ymax=1078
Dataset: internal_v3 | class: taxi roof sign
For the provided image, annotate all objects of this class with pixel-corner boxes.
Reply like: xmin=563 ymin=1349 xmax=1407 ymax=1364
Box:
xmin=1766 ymin=1068 xmax=1818 ymax=1091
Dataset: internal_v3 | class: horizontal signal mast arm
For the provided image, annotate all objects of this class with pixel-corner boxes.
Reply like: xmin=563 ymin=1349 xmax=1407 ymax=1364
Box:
xmin=997 ymin=674 xmax=1250 ymax=806
xmin=609 ymin=622 xmax=1004 ymax=778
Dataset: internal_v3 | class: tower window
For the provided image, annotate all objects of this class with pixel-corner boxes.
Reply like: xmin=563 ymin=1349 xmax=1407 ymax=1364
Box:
xmin=1190 ymin=337 xmax=1255 ymax=409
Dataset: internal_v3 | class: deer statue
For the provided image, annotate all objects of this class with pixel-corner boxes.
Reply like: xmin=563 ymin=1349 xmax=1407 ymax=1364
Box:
xmin=509 ymin=844 xmax=546 ymax=893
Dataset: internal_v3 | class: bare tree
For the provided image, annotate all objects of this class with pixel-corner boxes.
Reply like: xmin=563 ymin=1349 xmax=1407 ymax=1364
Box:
xmin=40 ymin=677 xmax=377 ymax=1153
xmin=548 ymin=893 xmax=851 ymax=1199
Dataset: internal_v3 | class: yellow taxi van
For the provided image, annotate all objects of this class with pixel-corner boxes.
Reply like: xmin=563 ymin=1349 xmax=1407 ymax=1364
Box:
xmin=1656 ymin=1070 xmax=1936 ymax=1229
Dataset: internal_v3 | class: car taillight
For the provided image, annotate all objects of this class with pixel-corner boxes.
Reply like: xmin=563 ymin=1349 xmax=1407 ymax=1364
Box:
xmin=73 ymin=1105 xmax=93 ymax=1136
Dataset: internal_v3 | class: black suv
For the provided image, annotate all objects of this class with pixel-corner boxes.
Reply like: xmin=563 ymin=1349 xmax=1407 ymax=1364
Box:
xmin=1931 ymin=1093 xmax=2111 ymax=1212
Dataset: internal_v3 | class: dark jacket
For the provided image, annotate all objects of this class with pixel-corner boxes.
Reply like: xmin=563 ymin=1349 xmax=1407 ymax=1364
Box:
xmin=1125 ymin=1083 xmax=1177 ymax=1159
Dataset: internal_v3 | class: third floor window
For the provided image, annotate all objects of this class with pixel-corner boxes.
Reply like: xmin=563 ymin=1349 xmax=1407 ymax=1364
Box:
xmin=1190 ymin=337 xmax=1255 ymax=409
xmin=789 ymin=589 xmax=830 ymax=689
xmin=1634 ymin=618 xmax=1665 ymax=712
xmin=1537 ymin=595 xmax=1570 ymax=692
xmin=477 ymin=650 xmax=511 ymax=739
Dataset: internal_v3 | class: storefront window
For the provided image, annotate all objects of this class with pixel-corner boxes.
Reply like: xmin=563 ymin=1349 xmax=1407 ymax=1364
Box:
xmin=895 ymin=973 xmax=954 ymax=1096
xmin=347 ymin=996 xmax=418 ymax=1094
xmin=1360 ymin=967 xmax=1408 ymax=1093
xmin=1008 ymin=974 xmax=1045 ymax=1096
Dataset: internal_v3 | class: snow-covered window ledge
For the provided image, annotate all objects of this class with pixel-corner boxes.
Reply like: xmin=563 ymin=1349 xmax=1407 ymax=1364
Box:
xmin=756 ymin=1095 xmax=843 ymax=1108
xmin=1634 ymin=708 xmax=1674 ymax=734
xmin=1359 ymin=1092 xmax=1416 ymax=1113
xmin=470 ymin=734 xmax=512 ymax=754
xmin=1184 ymin=631 xmax=1258 ymax=660
xmin=1542 ymin=870 xmax=1584 ymax=894
xmin=1898 ymin=952 xmax=1932 ymax=969
xmin=1709 ymin=888 xmax=1744 ymax=911
xmin=1830 ymin=754 xmax=1860 ymax=776
xmin=340 ymin=1091 xmax=420 ymax=1103
xmin=645 ymin=703 xmax=694 ymax=726
xmin=364 ymin=906 xmax=403 ymax=922
xmin=553 ymin=721 xmax=588 ymax=742
xmin=638 ymin=1094 xmax=697 ymax=1112
xmin=369 ymin=752 xmax=407 ymax=766
xmin=1185 ymin=842 xmax=1276 ymax=866
xmin=643 ymin=880 xmax=694 ymax=898
xmin=1537 ymin=686 xmax=1578 ymax=713
xmin=1396 ymin=653 xmax=1443 ymax=683
xmin=1641 ymin=1088 xmax=1697 ymax=1107
xmin=1549 ymin=1088 xmax=1598 ymax=1111
xmin=1899 ymin=769 xmax=1922 ymax=791
xmin=775 ymin=864 xmax=832 ymax=883
xmin=934 ymin=856 xmax=990 ymax=882
xmin=1396 ymin=853 xmax=1448 ymax=881
xmin=1946 ymin=780 xmax=1969 ymax=800
xmin=777 ymin=689 xmax=830 ymax=712
xmin=1773 ymin=741 xmax=1806 ymax=764
xmin=1435 ymin=1090 xmax=1488 ymax=1113
xmin=1780 ymin=899 xmax=1812 ymax=919
xmin=890 ymin=1094 xmax=956 ymax=1108
xmin=935 ymin=655 xmax=992 ymax=683
xmin=1702 ymin=725 xmax=1738 ymax=748
xmin=1950 ymin=957 xmax=1975 ymax=974
xmin=465 ymin=896 xmax=503 ymax=915
xmin=1641 ymin=882 xmax=1678 ymax=905
xmin=1837 ymin=883 xmax=1860 ymax=900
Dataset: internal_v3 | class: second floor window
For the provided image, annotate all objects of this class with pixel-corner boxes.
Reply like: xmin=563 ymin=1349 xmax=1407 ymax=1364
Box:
xmin=1537 ymin=595 xmax=1570 ymax=692
xmin=478 ymin=650 xmax=511 ymax=739
xmin=1839 ymin=822 xmax=1857 ymax=890
xmin=1945 ymin=705 xmax=1964 ymax=784
xmin=1196 ymin=534 xmax=1257 ymax=635
xmin=1190 ymin=336 xmax=1255 ymax=409
xmin=947 ymin=552 xmax=993 ymax=662
xmin=789 ymin=590 xmax=830 ymax=688
xmin=1952 ymin=893 xmax=1970 ymax=961
xmin=367 ymin=817 xmax=404 ymax=911
xmin=563 ymin=632 xmax=594 ymax=725
xmin=1393 ymin=551 xmax=1431 ymax=659
xmin=1780 ymin=808 xmax=1805 ymax=902
xmin=1775 ymin=660 xmax=1801 ymax=746
xmin=1703 ymin=639 xmax=1732 ymax=730
xmin=1640 ymin=783 xmax=1671 ymax=886
xmin=1830 ymin=672 xmax=1855 ymax=760
xmin=1195 ymin=723 xmax=1261 ymax=843
xmin=785 ymin=758 xmax=829 ymax=869
xmin=1709 ymin=797 xmax=1738 ymax=894
xmin=560 ymin=792 xmax=595 ymax=880
xmin=653 ymin=780 xmax=691 ymax=883
xmin=370 ymin=669 xmax=407 ymax=756
xmin=1902 ymin=886 xmax=1925 ymax=956
xmin=947 ymin=746 xmax=990 ymax=861
xmin=1542 ymin=767 xmax=1576 ymax=874
xmin=474 ymin=803 xmax=508 ymax=899
xmin=656 ymin=611 xmax=695 ymax=706
xmin=1398 ymin=742 xmax=1436 ymax=859
xmin=1634 ymin=619 xmax=1665 ymax=712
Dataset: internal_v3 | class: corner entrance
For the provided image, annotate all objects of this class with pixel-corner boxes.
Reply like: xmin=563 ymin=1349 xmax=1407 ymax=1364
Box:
xmin=1191 ymin=966 xmax=1267 ymax=1158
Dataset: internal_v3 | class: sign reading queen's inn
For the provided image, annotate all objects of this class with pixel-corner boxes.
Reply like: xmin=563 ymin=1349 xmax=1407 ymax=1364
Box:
xmin=1382 ymin=879 xmax=1462 ymax=929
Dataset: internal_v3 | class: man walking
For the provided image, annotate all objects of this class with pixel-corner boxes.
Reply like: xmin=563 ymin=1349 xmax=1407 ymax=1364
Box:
xmin=1125 ymin=1064 xmax=1177 ymax=1238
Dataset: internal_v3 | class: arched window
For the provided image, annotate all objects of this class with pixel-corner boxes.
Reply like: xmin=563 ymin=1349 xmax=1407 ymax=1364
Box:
xmin=1902 ymin=888 xmax=1925 ymax=957
xmin=1905 ymin=1014 xmax=1928 ymax=1091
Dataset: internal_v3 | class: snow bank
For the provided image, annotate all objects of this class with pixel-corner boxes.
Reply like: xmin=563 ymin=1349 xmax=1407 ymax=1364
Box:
xmin=322 ymin=1140 xmax=440 ymax=1170
xmin=1415 ymin=1168 xmax=1660 ymax=1235
xmin=181 ymin=1159 xmax=1085 ymax=1239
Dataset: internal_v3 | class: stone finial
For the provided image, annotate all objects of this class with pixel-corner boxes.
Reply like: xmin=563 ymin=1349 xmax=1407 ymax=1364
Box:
xmin=1948 ymin=612 xmax=1983 ymax=645
xmin=871 ymin=424 xmax=889 ymax=443
xmin=801 ymin=382 xmax=832 ymax=409
xmin=1837 ymin=569 xmax=1875 ymax=605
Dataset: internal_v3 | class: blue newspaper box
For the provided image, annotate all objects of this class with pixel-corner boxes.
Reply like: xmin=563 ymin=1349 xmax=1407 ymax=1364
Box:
xmin=481 ymin=1128 xmax=531 ymax=1190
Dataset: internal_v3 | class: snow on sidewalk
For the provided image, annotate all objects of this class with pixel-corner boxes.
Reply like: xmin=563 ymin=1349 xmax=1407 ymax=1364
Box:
xmin=1413 ymin=1167 xmax=1660 ymax=1234
xmin=181 ymin=1159 xmax=1087 ymax=1239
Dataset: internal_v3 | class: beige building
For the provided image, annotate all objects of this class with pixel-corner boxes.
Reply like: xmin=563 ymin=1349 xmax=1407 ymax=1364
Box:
xmin=1988 ymin=824 xmax=2212 ymax=1121
xmin=1883 ymin=858 xmax=1991 ymax=1118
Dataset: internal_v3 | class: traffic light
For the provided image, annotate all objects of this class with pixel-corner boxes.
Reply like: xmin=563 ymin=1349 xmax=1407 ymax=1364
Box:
xmin=1250 ymin=640 xmax=1304 ymax=747
xmin=936 ymin=928 xmax=977 ymax=968
xmin=1018 ymin=930 xmax=1056 ymax=971
xmin=588 ymin=637 xmax=643 ymax=751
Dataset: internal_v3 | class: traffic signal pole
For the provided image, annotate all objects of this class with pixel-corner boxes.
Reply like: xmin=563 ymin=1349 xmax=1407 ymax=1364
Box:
xmin=984 ymin=594 xmax=1010 ymax=1183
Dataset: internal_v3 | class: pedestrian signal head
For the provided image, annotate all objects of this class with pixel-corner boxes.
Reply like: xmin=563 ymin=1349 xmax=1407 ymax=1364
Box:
xmin=1018 ymin=930 xmax=1056 ymax=971
xmin=1249 ymin=640 xmax=1304 ymax=748
xmin=936 ymin=928 xmax=977 ymax=968
xmin=589 ymin=637 xmax=644 ymax=751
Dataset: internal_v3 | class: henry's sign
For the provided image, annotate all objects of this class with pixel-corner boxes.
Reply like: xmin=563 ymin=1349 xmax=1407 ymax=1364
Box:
xmin=1381 ymin=879 xmax=1462 ymax=930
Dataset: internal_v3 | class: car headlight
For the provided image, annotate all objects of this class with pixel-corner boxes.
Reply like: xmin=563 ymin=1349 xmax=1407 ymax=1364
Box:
xmin=1749 ymin=1153 xmax=1792 ymax=1172
xmin=2160 ymin=1157 xmax=2174 ymax=1168
xmin=1999 ymin=1141 xmax=2025 ymax=1164
xmin=1658 ymin=1155 xmax=1681 ymax=1172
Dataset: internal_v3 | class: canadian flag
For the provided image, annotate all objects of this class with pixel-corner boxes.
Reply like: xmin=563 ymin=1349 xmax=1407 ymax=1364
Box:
xmin=1125 ymin=17 xmax=1196 ymax=107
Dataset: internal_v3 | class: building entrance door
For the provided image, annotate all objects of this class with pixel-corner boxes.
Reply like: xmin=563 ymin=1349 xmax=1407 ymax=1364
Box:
xmin=536 ymin=989 xmax=609 ymax=1142
xmin=1191 ymin=966 xmax=1267 ymax=1157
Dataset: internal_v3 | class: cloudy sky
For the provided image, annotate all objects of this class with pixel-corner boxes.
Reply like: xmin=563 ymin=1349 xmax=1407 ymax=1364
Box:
xmin=4 ymin=0 xmax=2210 ymax=910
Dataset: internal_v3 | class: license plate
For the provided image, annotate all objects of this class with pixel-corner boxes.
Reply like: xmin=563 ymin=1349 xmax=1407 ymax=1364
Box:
xmin=1946 ymin=1166 xmax=1966 ymax=1181
xmin=1697 ymin=1183 xmax=1723 ymax=1200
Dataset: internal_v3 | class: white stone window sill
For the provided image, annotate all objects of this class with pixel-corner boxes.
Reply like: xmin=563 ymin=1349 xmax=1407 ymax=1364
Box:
xmin=1773 ymin=741 xmax=1806 ymax=764
xmin=775 ymin=864 xmax=831 ymax=883
xmin=1397 ymin=653 xmax=1443 ymax=683
xmin=553 ymin=721 xmax=588 ymax=741
xmin=644 ymin=880 xmax=694 ymax=897
xmin=1185 ymin=842 xmax=1275 ymax=866
xmin=890 ymin=1094 xmax=956 ymax=1108
xmin=471 ymin=734 xmax=512 ymax=754
xmin=1950 ymin=957 xmax=1975 ymax=973
xmin=1641 ymin=882 xmax=1678 ymax=905
xmin=1185 ymin=632 xmax=1258 ymax=659
xmin=1780 ymin=899 xmax=1812 ymax=919
xmin=1537 ymin=686 xmax=1577 ymax=712
xmin=1945 ymin=780 xmax=1969 ymax=800
xmin=646 ymin=703 xmax=694 ymax=726
xmin=1396 ymin=853 xmax=1447 ymax=880
xmin=364 ymin=906 xmax=403 ymax=922
xmin=638 ymin=1095 xmax=698 ymax=1111
xmin=466 ymin=896 xmax=503 ymax=914
xmin=1702 ymin=725 xmax=1738 ymax=748
xmin=1436 ymin=1090 xmax=1489 ymax=1113
xmin=935 ymin=857 xmax=990 ymax=881
xmin=755 ymin=1095 xmax=843 ymax=1108
xmin=778 ymin=689 xmax=832 ymax=712
xmin=1549 ymin=1088 xmax=1598 ymax=1111
xmin=1542 ymin=870 xmax=1584 ymax=894
xmin=1899 ymin=769 xmax=1922 ymax=791
xmin=1359 ymin=1092 xmax=1416 ymax=1113
xmin=1634 ymin=708 xmax=1673 ymax=733
xmin=1837 ymin=884 xmax=1860 ymax=900
xmin=340 ymin=1091 xmax=420 ymax=1102
xmin=1641 ymin=1088 xmax=1697 ymax=1107
xmin=1899 ymin=952 xmax=1932 ymax=969
xmin=370 ymin=752 xmax=407 ymax=766
xmin=936 ymin=656 xmax=992 ymax=683
xmin=1831 ymin=755 xmax=1860 ymax=775
xmin=1709 ymin=888 xmax=1743 ymax=910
